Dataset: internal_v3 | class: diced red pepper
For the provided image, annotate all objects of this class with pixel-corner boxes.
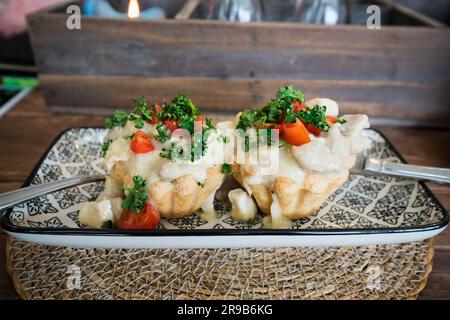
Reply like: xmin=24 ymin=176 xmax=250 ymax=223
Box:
xmin=117 ymin=202 xmax=160 ymax=230
xmin=163 ymin=120 xmax=178 ymax=131
xmin=130 ymin=130 xmax=155 ymax=154
xmin=293 ymin=100 xmax=306 ymax=113
xmin=281 ymin=119 xmax=311 ymax=146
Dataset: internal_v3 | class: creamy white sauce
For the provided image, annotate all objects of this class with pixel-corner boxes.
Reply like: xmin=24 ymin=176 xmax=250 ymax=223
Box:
xmin=84 ymin=102 xmax=370 ymax=228
xmin=82 ymin=119 xmax=231 ymax=227
xmin=240 ymin=146 xmax=306 ymax=191
xmin=292 ymin=113 xmax=369 ymax=174
xmin=228 ymin=188 xmax=257 ymax=222
xmin=263 ymin=194 xmax=292 ymax=229
xmin=104 ymin=138 xmax=131 ymax=172
xmin=238 ymin=98 xmax=370 ymax=227
xmin=79 ymin=199 xmax=114 ymax=228
xmin=105 ymin=120 xmax=231 ymax=185
xmin=97 ymin=177 xmax=123 ymax=200
xmin=340 ymin=114 xmax=371 ymax=153
xmin=200 ymin=188 xmax=219 ymax=221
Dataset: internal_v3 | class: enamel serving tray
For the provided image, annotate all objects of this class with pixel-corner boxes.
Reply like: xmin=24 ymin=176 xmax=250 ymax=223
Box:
xmin=1 ymin=128 xmax=448 ymax=249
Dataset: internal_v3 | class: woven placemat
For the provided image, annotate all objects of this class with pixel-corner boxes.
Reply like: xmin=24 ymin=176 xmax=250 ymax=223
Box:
xmin=6 ymin=236 xmax=433 ymax=300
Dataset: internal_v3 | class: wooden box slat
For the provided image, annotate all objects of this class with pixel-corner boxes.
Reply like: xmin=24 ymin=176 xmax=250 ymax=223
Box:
xmin=29 ymin=15 xmax=450 ymax=82
xmin=39 ymin=75 xmax=450 ymax=121
xmin=27 ymin=2 xmax=450 ymax=122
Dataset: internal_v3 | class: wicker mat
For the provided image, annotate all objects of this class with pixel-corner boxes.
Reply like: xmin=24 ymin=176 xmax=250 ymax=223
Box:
xmin=6 ymin=236 xmax=433 ymax=300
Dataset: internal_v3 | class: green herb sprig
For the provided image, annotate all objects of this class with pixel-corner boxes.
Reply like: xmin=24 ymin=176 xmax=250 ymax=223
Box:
xmin=157 ymin=94 xmax=198 ymax=121
xmin=100 ymin=140 xmax=113 ymax=157
xmin=105 ymin=97 xmax=153 ymax=129
xmin=121 ymin=175 xmax=148 ymax=213
xmin=154 ymin=123 xmax=171 ymax=143
xmin=221 ymin=163 xmax=233 ymax=176
xmin=157 ymin=94 xmax=216 ymax=161
xmin=105 ymin=94 xmax=216 ymax=162
xmin=236 ymin=85 xmax=345 ymax=143
xmin=297 ymin=105 xmax=330 ymax=132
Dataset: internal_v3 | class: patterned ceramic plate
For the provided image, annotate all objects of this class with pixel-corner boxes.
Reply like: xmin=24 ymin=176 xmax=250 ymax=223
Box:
xmin=1 ymin=128 xmax=448 ymax=248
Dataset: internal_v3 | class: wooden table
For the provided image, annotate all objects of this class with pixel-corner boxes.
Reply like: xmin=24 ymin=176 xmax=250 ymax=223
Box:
xmin=0 ymin=90 xmax=449 ymax=299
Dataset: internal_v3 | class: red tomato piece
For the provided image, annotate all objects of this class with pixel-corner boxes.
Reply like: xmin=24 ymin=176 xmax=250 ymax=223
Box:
xmin=326 ymin=115 xmax=337 ymax=125
xmin=281 ymin=119 xmax=311 ymax=146
xmin=163 ymin=120 xmax=178 ymax=131
xmin=304 ymin=123 xmax=322 ymax=136
xmin=293 ymin=100 xmax=306 ymax=113
xmin=130 ymin=130 xmax=155 ymax=154
xmin=117 ymin=202 xmax=160 ymax=230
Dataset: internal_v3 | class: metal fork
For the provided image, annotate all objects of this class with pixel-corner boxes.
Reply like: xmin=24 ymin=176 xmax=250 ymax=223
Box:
xmin=351 ymin=157 xmax=450 ymax=184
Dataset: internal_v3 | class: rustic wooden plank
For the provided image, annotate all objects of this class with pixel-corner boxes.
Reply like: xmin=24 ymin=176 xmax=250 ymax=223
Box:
xmin=419 ymin=250 xmax=450 ymax=299
xmin=418 ymin=272 xmax=450 ymax=300
xmin=0 ymin=183 xmax=22 ymax=235
xmin=378 ymin=127 xmax=450 ymax=168
xmin=39 ymin=75 xmax=450 ymax=121
xmin=0 ymin=91 xmax=104 ymax=182
xmin=0 ymin=182 xmax=22 ymax=194
xmin=27 ymin=14 xmax=450 ymax=83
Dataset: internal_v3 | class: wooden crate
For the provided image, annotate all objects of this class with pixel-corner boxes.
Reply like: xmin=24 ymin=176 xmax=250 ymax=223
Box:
xmin=27 ymin=0 xmax=450 ymax=122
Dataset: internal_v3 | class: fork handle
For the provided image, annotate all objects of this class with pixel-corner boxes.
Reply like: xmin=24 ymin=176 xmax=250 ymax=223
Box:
xmin=0 ymin=175 xmax=106 ymax=213
xmin=365 ymin=158 xmax=450 ymax=184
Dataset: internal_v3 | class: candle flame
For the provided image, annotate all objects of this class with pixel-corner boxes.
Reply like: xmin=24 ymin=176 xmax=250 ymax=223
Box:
xmin=128 ymin=0 xmax=140 ymax=19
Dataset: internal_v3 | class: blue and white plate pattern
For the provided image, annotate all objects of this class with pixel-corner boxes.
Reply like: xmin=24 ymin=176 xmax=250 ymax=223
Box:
xmin=4 ymin=128 xmax=447 ymax=231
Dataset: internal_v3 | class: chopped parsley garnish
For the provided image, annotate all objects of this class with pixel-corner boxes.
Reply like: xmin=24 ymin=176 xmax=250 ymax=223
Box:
xmin=154 ymin=123 xmax=171 ymax=143
xmin=159 ymin=146 xmax=173 ymax=160
xmin=156 ymin=94 xmax=216 ymax=161
xmin=101 ymin=220 xmax=114 ymax=229
xmin=105 ymin=110 xmax=128 ymax=128
xmin=236 ymin=86 xmax=305 ymax=131
xmin=297 ymin=105 xmax=330 ymax=132
xmin=221 ymin=163 xmax=233 ymax=176
xmin=236 ymin=85 xmax=342 ymax=149
xmin=236 ymin=108 xmax=264 ymax=132
xmin=123 ymin=133 xmax=135 ymax=140
xmin=121 ymin=175 xmax=148 ymax=213
xmin=336 ymin=117 xmax=347 ymax=124
xmin=276 ymin=85 xmax=305 ymax=104
xmin=105 ymin=94 xmax=216 ymax=162
xmin=129 ymin=97 xmax=153 ymax=129
xmin=197 ymin=181 xmax=205 ymax=188
xmin=157 ymin=93 xmax=198 ymax=121
xmin=100 ymin=140 xmax=112 ymax=157
xmin=105 ymin=97 xmax=153 ymax=129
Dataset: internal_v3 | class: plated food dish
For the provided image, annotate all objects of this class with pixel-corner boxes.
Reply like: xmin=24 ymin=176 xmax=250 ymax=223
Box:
xmin=79 ymin=94 xmax=230 ymax=229
xmin=1 ymin=86 xmax=447 ymax=248
xmin=80 ymin=86 xmax=370 ymax=231
xmin=232 ymin=86 xmax=370 ymax=228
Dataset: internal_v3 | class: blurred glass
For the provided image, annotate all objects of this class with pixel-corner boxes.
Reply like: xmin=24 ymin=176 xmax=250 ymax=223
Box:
xmin=296 ymin=0 xmax=346 ymax=25
xmin=208 ymin=0 xmax=262 ymax=22
xmin=203 ymin=0 xmax=347 ymax=24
